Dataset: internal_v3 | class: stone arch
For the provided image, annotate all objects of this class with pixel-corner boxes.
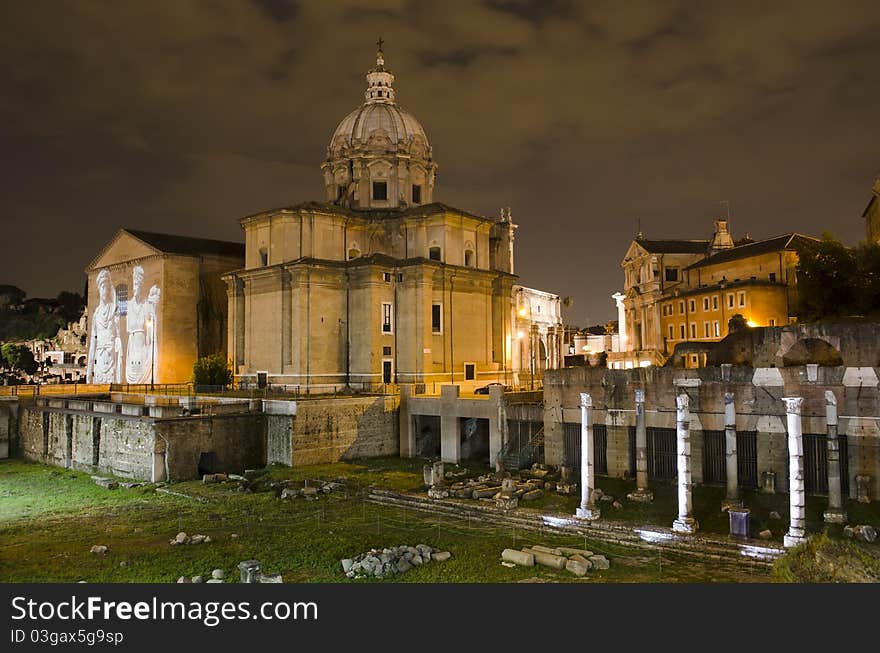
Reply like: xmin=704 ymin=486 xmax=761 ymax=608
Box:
xmin=782 ymin=338 xmax=843 ymax=367
xmin=464 ymin=240 xmax=475 ymax=267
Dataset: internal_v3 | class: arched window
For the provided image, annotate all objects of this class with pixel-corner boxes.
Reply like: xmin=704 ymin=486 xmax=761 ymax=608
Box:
xmin=259 ymin=247 xmax=268 ymax=267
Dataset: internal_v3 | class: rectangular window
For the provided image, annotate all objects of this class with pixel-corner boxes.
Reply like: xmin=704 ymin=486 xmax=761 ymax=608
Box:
xmin=680 ymin=324 xmax=685 ymax=339
xmin=429 ymin=246 xmax=441 ymax=261
xmin=679 ymin=301 xmax=685 ymax=315
xmin=690 ymin=323 xmax=696 ymax=339
xmin=464 ymin=363 xmax=475 ymax=380
xmin=382 ymin=302 xmax=392 ymax=333
xmin=372 ymin=181 xmax=387 ymax=200
xmin=702 ymin=297 xmax=709 ymax=311
xmin=665 ymin=267 xmax=679 ymax=282
xmin=691 ymin=354 xmax=699 ymax=367
xmin=689 ymin=299 xmax=696 ymax=313
xmin=738 ymin=291 xmax=746 ymax=307
xmin=383 ymin=272 xmax=391 ymax=283
xmin=668 ymin=325 xmax=674 ymax=340
xmin=712 ymin=295 xmax=719 ymax=311
xmin=727 ymin=293 xmax=734 ymax=308
xmin=412 ymin=184 xmax=422 ymax=204
xmin=383 ymin=346 xmax=392 ymax=356
xmin=432 ymin=303 xmax=442 ymax=333
xmin=769 ymin=272 xmax=777 ymax=282
xmin=714 ymin=321 xmax=720 ymax=337
xmin=396 ymin=272 xmax=403 ymax=282
xmin=704 ymin=322 xmax=710 ymax=338
xmin=769 ymin=319 xmax=776 ymax=327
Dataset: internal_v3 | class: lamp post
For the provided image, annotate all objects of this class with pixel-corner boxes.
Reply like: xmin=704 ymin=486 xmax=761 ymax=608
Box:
xmin=145 ymin=316 xmax=155 ymax=391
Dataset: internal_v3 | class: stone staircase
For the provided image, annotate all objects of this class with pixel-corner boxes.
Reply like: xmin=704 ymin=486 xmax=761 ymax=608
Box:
xmin=366 ymin=488 xmax=784 ymax=568
xmin=498 ymin=426 xmax=545 ymax=471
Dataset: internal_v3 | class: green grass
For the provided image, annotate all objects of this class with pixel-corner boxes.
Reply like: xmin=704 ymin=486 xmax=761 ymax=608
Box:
xmin=0 ymin=459 xmax=775 ymax=583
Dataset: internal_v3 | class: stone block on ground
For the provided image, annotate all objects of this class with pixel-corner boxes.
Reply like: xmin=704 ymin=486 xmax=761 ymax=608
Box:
xmin=558 ymin=547 xmax=593 ymax=558
xmin=759 ymin=529 xmax=773 ymax=540
xmin=90 ymin=545 xmax=108 ymax=555
xmin=589 ymin=555 xmax=610 ymax=570
xmin=566 ymin=559 xmax=590 ymax=577
xmin=522 ymin=548 xmax=566 ymax=570
xmin=501 ymin=549 xmax=534 ymax=566
xmin=531 ymin=544 xmax=563 ymax=556
xmin=431 ymin=551 xmax=452 ymax=562
xmin=91 ymin=476 xmax=118 ymax=490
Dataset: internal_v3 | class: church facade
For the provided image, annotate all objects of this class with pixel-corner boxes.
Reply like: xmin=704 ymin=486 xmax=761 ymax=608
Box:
xmin=223 ymin=46 xmax=561 ymax=391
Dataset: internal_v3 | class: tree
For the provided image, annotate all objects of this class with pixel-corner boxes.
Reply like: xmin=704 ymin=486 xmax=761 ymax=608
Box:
xmin=796 ymin=234 xmax=880 ymax=320
xmin=727 ymin=313 xmax=749 ymax=334
xmin=193 ymin=354 xmax=233 ymax=388
xmin=56 ymin=290 xmax=85 ymax=323
xmin=1 ymin=343 xmax=37 ymax=375
xmin=796 ymin=233 xmax=858 ymax=320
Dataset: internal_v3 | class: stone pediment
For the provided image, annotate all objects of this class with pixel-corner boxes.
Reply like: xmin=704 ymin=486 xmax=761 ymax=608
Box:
xmin=87 ymin=230 xmax=161 ymax=272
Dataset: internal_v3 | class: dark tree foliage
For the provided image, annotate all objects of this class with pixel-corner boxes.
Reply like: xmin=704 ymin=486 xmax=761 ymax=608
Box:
xmin=796 ymin=234 xmax=880 ymax=320
xmin=0 ymin=343 xmax=37 ymax=375
xmin=193 ymin=353 xmax=233 ymax=388
xmin=727 ymin=313 xmax=749 ymax=333
xmin=56 ymin=291 xmax=85 ymax=323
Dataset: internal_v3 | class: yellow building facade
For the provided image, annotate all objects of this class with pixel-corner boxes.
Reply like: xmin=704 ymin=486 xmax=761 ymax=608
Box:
xmin=224 ymin=46 xmax=561 ymax=392
xmin=85 ymin=229 xmax=244 ymax=384
xmin=614 ymin=220 xmax=817 ymax=368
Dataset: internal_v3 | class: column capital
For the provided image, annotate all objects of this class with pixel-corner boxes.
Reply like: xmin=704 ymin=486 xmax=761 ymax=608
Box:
xmin=782 ymin=396 xmax=804 ymax=414
xmin=676 ymin=393 xmax=689 ymax=414
xmin=580 ymin=392 xmax=592 ymax=408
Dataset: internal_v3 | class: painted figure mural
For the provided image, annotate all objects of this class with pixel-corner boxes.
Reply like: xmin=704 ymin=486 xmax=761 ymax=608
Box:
xmin=124 ymin=266 xmax=161 ymax=384
xmin=86 ymin=270 xmax=122 ymax=383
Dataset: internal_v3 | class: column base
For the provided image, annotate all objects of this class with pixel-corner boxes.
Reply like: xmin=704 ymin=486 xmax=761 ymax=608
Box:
xmin=672 ymin=517 xmax=699 ymax=534
xmin=575 ymin=506 xmax=601 ymax=521
xmin=496 ymin=495 xmax=519 ymax=511
xmin=783 ymin=532 xmax=807 ymax=548
xmin=627 ymin=490 xmax=654 ymax=503
xmin=721 ymin=498 xmax=743 ymax=512
xmin=427 ymin=487 xmax=449 ymax=499
xmin=822 ymin=509 xmax=847 ymax=524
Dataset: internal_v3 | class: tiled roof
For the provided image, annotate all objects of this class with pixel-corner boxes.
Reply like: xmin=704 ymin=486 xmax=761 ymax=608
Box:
xmin=125 ymin=229 xmax=244 ymax=258
xmin=685 ymin=233 xmax=818 ymax=270
xmin=635 ymin=238 xmax=710 ymax=254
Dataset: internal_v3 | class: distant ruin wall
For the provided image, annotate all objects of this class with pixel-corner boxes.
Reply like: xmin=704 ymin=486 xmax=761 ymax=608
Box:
xmin=544 ymin=365 xmax=880 ymax=499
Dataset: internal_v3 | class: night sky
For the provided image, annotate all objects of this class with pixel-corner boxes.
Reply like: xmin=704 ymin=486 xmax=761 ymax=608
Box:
xmin=1 ymin=1 xmax=878 ymax=324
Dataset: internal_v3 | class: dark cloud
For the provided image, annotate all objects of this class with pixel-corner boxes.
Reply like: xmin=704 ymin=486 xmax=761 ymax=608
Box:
xmin=0 ymin=0 xmax=877 ymax=326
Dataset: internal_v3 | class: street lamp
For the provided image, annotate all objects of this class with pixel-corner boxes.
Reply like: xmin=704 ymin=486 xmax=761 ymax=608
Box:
xmin=145 ymin=316 xmax=155 ymax=391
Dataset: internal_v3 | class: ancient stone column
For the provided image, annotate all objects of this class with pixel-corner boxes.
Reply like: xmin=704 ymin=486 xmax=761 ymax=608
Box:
xmin=672 ymin=394 xmax=698 ymax=534
xmin=612 ymin=292 xmax=627 ymax=352
xmin=783 ymin=397 xmax=807 ymax=547
xmin=576 ymin=393 xmax=600 ymax=520
xmin=627 ymin=389 xmax=653 ymax=503
xmin=823 ymin=391 xmax=847 ymax=524
xmin=723 ymin=392 xmax=742 ymax=509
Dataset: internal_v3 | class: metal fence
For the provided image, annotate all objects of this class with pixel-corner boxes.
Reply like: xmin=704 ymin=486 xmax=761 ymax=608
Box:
xmin=562 ymin=422 xmax=608 ymax=475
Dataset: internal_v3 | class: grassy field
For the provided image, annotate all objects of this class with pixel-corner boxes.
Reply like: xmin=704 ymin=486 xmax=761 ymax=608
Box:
xmin=0 ymin=457 xmax=872 ymax=583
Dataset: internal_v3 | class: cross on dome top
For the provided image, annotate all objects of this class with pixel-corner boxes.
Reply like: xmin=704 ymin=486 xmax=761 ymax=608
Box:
xmin=366 ymin=37 xmax=395 ymax=102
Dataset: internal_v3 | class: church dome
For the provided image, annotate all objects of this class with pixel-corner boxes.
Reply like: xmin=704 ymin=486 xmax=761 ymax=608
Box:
xmin=328 ymin=103 xmax=430 ymax=160
xmin=321 ymin=42 xmax=437 ymax=211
